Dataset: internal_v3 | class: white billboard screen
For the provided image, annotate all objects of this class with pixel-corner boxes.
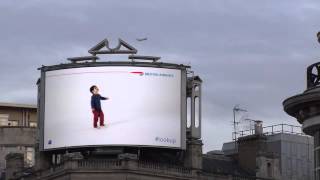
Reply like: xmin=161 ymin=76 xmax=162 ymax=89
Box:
xmin=44 ymin=66 xmax=182 ymax=150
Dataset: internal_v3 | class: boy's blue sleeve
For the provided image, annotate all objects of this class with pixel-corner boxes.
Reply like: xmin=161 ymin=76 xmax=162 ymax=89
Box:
xmin=100 ymin=95 xmax=107 ymax=100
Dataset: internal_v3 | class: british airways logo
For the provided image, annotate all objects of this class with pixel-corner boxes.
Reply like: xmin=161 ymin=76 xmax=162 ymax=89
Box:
xmin=130 ymin=71 xmax=174 ymax=77
xmin=130 ymin=71 xmax=144 ymax=76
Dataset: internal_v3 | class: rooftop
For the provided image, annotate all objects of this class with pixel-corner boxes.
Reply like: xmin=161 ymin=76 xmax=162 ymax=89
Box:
xmin=0 ymin=102 xmax=37 ymax=109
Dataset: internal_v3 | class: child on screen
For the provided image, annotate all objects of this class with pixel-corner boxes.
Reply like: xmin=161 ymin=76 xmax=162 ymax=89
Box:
xmin=90 ymin=85 xmax=109 ymax=128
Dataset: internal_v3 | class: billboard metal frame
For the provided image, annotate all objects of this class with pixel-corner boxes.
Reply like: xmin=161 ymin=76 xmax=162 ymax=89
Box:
xmin=38 ymin=61 xmax=189 ymax=151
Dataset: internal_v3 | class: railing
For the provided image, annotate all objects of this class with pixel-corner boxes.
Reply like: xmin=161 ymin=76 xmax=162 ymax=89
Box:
xmin=37 ymin=163 xmax=65 ymax=177
xmin=78 ymin=159 xmax=122 ymax=168
xmin=263 ymin=124 xmax=303 ymax=135
xmin=233 ymin=124 xmax=305 ymax=140
xmin=31 ymin=159 xmax=193 ymax=179
xmin=138 ymin=160 xmax=192 ymax=175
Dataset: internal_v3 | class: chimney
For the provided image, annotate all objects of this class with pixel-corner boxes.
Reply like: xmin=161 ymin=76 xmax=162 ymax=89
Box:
xmin=254 ymin=120 xmax=263 ymax=135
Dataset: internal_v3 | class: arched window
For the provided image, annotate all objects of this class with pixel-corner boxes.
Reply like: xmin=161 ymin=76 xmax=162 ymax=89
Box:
xmin=194 ymin=85 xmax=199 ymax=92
xmin=267 ymin=162 xmax=272 ymax=177
xmin=187 ymin=97 xmax=191 ymax=128
xmin=195 ymin=97 xmax=200 ymax=128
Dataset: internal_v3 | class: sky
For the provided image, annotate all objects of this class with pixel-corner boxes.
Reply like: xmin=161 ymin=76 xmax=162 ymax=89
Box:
xmin=0 ymin=0 xmax=320 ymax=152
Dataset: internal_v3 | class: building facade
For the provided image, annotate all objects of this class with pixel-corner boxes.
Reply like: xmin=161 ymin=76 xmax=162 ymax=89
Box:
xmin=283 ymin=61 xmax=320 ymax=179
xmin=0 ymin=103 xmax=37 ymax=180
xmin=267 ymin=133 xmax=313 ymax=180
xmin=222 ymin=124 xmax=314 ymax=180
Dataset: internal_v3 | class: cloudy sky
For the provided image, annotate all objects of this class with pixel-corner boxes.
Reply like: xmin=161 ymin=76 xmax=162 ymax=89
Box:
xmin=1 ymin=0 xmax=320 ymax=152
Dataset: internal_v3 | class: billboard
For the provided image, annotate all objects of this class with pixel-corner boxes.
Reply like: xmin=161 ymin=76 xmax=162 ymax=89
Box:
xmin=44 ymin=66 xmax=182 ymax=150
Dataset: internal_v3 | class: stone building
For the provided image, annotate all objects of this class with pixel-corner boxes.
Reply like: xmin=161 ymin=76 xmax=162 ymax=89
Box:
xmin=222 ymin=124 xmax=314 ymax=180
xmin=283 ymin=61 xmax=320 ymax=179
xmin=0 ymin=103 xmax=37 ymax=180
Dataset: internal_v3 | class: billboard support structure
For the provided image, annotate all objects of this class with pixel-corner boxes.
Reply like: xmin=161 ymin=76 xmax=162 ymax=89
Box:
xmin=67 ymin=38 xmax=139 ymax=63
xmin=88 ymin=38 xmax=138 ymax=55
xmin=128 ymin=55 xmax=161 ymax=62
xmin=67 ymin=56 xmax=100 ymax=63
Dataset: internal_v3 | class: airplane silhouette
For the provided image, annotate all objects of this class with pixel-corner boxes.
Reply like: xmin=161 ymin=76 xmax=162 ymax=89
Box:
xmin=136 ymin=37 xmax=148 ymax=41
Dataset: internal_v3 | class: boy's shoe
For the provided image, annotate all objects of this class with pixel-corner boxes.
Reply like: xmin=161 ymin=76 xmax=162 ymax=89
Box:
xmin=100 ymin=124 xmax=105 ymax=127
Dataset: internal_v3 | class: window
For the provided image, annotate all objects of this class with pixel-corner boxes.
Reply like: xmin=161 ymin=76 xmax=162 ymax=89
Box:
xmin=29 ymin=122 xmax=37 ymax=127
xmin=26 ymin=147 xmax=35 ymax=167
xmin=52 ymin=154 xmax=56 ymax=164
xmin=287 ymin=157 xmax=292 ymax=171
xmin=57 ymin=154 xmax=61 ymax=164
xmin=0 ymin=114 xmax=9 ymax=126
xmin=194 ymin=85 xmax=199 ymax=92
xmin=267 ymin=162 xmax=273 ymax=177
xmin=8 ymin=120 xmax=18 ymax=126
xmin=5 ymin=146 xmax=17 ymax=152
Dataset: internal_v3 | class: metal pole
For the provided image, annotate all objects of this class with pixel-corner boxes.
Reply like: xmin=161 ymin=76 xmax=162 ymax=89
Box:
xmin=233 ymin=108 xmax=236 ymax=149
xmin=232 ymin=105 xmax=247 ymax=150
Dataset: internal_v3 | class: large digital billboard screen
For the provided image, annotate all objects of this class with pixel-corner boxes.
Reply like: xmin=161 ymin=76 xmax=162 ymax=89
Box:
xmin=44 ymin=66 xmax=182 ymax=150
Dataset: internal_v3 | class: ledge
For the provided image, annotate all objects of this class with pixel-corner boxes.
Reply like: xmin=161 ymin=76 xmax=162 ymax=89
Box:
xmin=283 ymin=90 xmax=320 ymax=121
xmin=18 ymin=159 xmax=194 ymax=180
